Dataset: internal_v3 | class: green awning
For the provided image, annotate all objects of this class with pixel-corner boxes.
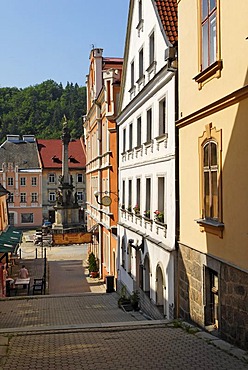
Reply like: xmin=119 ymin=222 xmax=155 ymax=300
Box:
xmin=0 ymin=227 xmax=22 ymax=253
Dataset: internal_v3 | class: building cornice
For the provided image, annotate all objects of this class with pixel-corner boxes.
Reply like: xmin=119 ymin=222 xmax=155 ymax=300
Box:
xmin=176 ymin=84 xmax=248 ymax=129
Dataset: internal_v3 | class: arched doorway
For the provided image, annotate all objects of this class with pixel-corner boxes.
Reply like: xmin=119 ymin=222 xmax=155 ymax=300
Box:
xmin=143 ymin=254 xmax=150 ymax=297
xmin=156 ymin=265 xmax=165 ymax=315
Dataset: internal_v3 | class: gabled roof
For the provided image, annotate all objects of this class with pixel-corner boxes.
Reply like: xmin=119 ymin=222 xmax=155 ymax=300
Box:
xmin=154 ymin=0 xmax=178 ymax=45
xmin=37 ymin=138 xmax=86 ymax=169
xmin=0 ymin=140 xmax=40 ymax=169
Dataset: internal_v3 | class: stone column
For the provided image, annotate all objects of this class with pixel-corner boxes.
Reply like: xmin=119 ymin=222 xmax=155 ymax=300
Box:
xmin=61 ymin=116 xmax=71 ymax=184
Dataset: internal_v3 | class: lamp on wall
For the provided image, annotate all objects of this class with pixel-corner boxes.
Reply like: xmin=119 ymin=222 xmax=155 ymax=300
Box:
xmin=128 ymin=238 xmax=144 ymax=253
xmin=94 ymin=190 xmax=119 ymax=206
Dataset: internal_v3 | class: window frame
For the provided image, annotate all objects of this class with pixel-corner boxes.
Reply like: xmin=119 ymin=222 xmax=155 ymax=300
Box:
xmin=194 ymin=0 xmax=222 ymax=87
xmin=49 ymin=191 xmax=56 ymax=202
xmin=48 ymin=173 xmax=55 ymax=183
xmin=197 ymin=123 xmax=223 ymax=237
xmin=77 ymin=174 xmax=83 ymax=183
xmin=77 ymin=191 xmax=83 ymax=201
xmin=20 ymin=177 xmax=26 ymax=186
xmin=139 ymin=48 xmax=144 ymax=79
xmin=21 ymin=213 xmax=34 ymax=224
xmin=8 ymin=177 xmax=14 ymax=186
xmin=130 ymin=61 xmax=135 ymax=89
xmin=137 ymin=116 xmax=142 ymax=147
xmin=149 ymin=31 xmax=155 ymax=66
xmin=146 ymin=108 xmax=152 ymax=142
xmin=8 ymin=192 xmax=14 ymax=203
xmin=31 ymin=177 xmax=37 ymax=186
xmin=20 ymin=192 xmax=26 ymax=203
xmin=31 ymin=192 xmax=38 ymax=203
xmin=129 ymin=123 xmax=133 ymax=150
xmin=158 ymin=97 xmax=167 ymax=136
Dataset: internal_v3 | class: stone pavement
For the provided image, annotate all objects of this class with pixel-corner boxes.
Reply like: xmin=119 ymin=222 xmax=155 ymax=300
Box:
xmin=0 ymin=231 xmax=247 ymax=369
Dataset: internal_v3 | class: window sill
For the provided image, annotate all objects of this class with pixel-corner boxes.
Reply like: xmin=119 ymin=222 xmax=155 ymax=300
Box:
xmin=155 ymin=133 xmax=168 ymax=142
xmin=195 ymin=218 xmax=224 ymax=238
xmin=154 ymin=220 xmax=167 ymax=228
xmin=144 ymin=139 xmax=153 ymax=147
xmin=193 ymin=60 xmax=223 ymax=87
xmin=143 ymin=216 xmax=153 ymax=223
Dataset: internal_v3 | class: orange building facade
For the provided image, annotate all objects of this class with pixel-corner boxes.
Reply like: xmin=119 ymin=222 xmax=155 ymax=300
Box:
xmin=84 ymin=48 xmax=122 ymax=282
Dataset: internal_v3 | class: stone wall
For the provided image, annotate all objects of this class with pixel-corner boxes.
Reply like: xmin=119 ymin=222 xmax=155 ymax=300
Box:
xmin=220 ymin=264 xmax=248 ymax=350
xmin=178 ymin=244 xmax=204 ymax=326
xmin=178 ymin=243 xmax=248 ymax=350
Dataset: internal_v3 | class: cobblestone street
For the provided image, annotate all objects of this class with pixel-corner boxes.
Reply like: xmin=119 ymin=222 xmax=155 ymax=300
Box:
xmin=0 ymin=233 xmax=247 ymax=369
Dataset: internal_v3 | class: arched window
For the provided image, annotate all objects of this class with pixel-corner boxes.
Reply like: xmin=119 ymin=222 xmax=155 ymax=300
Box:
xmin=198 ymin=123 xmax=223 ymax=237
xmin=203 ymin=141 xmax=218 ymax=219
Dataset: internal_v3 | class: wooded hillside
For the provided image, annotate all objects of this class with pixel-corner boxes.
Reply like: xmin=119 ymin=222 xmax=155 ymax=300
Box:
xmin=0 ymin=80 xmax=86 ymax=143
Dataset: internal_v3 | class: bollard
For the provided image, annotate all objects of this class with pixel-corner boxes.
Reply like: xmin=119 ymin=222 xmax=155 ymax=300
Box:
xmin=35 ymin=248 xmax=38 ymax=259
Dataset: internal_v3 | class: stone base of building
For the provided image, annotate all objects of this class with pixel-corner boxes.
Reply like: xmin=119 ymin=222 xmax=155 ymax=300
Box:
xmin=178 ymin=243 xmax=248 ymax=350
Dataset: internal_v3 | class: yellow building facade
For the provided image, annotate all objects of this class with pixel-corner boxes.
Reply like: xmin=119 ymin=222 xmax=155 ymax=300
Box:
xmin=177 ymin=0 xmax=248 ymax=349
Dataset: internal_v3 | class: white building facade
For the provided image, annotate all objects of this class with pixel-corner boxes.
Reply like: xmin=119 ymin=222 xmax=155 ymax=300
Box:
xmin=117 ymin=0 xmax=178 ymax=319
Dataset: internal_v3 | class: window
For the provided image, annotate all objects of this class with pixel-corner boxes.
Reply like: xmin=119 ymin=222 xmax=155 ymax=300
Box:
xmin=9 ymin=213 xmax=14 ymax=225
xmin=121 ymin=237 xmax=126 ymax=269
xmin=198 ymin=123 xmax=223 ymax=236
xmin=122 ymin=180 xmax=125 ymax=209
xmin=8 ymin=177 xmax=13 ymax=186
xmin=131 ymin=61 xmax=135 ymax=88
xmin=145 ymin=178 xmax=151 ymax=218
xmin=123 ymin=128 xmax=126 ymax=152
xmin=136 ymin=178 xmax=141 ymax=214
xmin=8 ymin=193 xmax=14 ymax=203
xmin=128 ymin=179 xmax=132 ymax=211
xmin=127 ymin=243 xmax=132 ymax=275
xmin=77 ymin=191 xmax=83 ymax=201
xmin=129 ymin=123 xmax=133 ymax=150
xmin=149 ymin=32 xmax=155 ymax=65
xmin=21 ymin=213 xmax=33 ymax=223
xmin=20 ymin=193 xmax=26 ymax=203
xmin=139 ymin=48 xmax=144 ymax=78
xmin=194 ymin=0 xmax=221 ymax=86
xmin=147 ymin=108 xmax=152 ymax=142
xmin=203 ymin=141 xmax=218 ymax=219
xmin=31 ymin=177 xmax=37 ymax=186
xmin=159 ymin=97 xmax=166 ymax=136
xmin=201 ymin=0 xmax=217 ymax=70
xmin=49 ymin=192 xmax=56 ymax=202
xmin=49 ymin=174 xmax=55 ymax=183
xmin=157 ymin=177 xmax=165 ymax=224
xmin=31 ymin=193 xmax=38 ymax=203
xmin=77 ymin=174 xmax=83 ymax=183
xmin=20 ymin=177 xmax=26 ymax=186
xmin=138 ymin=0 xmax=142 ymax=23
xmin=205 ymin=267 xmax=219 ymax=327
xmin=137 ymin=117 xmax=142 ymax=147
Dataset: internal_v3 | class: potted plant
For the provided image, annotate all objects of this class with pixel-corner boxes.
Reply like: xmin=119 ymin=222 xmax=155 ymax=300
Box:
xmin=143 ymin=210 xmax=150 ymax=219
xmin=154 ymin=210 xmax=164 ymax=223
xmin=127 ymin=205 xmax=132 ymax=213
xmin=130 ymin=290 xmax=140 ymax=311
xmin=133 ymin=204 xmax=140 ymax=215
xmin=87 ymin=252 xmax=99 ymax=278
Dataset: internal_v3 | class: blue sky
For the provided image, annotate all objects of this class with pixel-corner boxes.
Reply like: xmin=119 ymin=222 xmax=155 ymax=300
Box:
xmin=0 ymin=0 xmax=129 ymax=88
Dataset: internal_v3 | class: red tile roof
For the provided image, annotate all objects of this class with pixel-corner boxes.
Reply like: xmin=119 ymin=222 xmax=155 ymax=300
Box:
xmin=154 ymin=0 xmax=178 ymax=45
xmin=37 ymin=139 xmax=86 ymax=169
